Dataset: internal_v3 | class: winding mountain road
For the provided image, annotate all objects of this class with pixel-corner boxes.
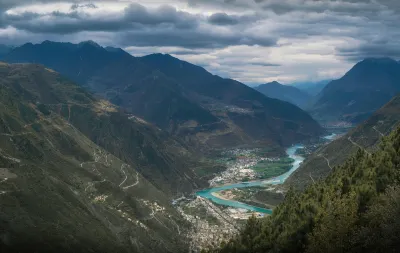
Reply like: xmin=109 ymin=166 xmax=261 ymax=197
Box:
xmin=348 ymin=136 xmax=371 ymax=155
xmin=123 ymin=172 xmax=139 ymax=189
xmin=373 ymin=126 xmax=384 ymax=137
xmin=119 ymin=164 xmax=128 ymax=187
xmin=319 ymin=154 xmax=332 ymax=170
xmin=119 ymin=164 xmax=140 ymax=189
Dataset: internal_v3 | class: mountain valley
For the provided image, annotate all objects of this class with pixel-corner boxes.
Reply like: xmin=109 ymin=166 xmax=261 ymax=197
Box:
xmin=1 ymin=42 xmax=400 ymax=253
xmin=255 ymin=81 xmax=312 ymax=109
xmin=0 ymin=62 xmax=222 ymax=253
xmin=2 ymin=0 xmax=400 ymax=252
xmin=1 ymin=41 xmax=323 ymax=151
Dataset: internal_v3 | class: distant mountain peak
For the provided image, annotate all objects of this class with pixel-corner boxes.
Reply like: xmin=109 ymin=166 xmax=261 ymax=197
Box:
xmin=40 ymin=40 xmax=71 ymax=46
xmin=78 ymin=40 xmax=102 ymax=48
xmin=269 ymin=81 xmax=282 ymax=85
xmin=41 ymin=40 xmax=53 ymax=44
xmin=311 ymin=56 xmax=400 ymax=123
xmin=22 ymin=42 xmax=34 ymax=47
xmin=147 ymin=53 xmax=175 ymax=59
xmin=255 ymin=80 xmax=311 ymax=109
xmin=360 ymin=57 xmax=398 ymax=65
xmin=105 ymin=46 xmax=122 ymax=52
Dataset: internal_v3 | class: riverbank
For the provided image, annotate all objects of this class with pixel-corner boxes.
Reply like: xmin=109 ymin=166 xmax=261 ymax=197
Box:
xmin=180 ymin=132 xmax=346 ymax=251
xmin=196 ymin=144 xmax=305 ymax=215
xmin=211 ymin=191 xmax=233 ymax=201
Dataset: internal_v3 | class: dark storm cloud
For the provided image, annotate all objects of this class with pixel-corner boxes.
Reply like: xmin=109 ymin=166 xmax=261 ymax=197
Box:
xmin=3 ymin=3 xmax=199 ymax=34
xmin=337 ymin=39 xmax=400 ymax=62
xmin=1 ymin=0 xmax=400 ymax=65
xmin=250 ymin=62 xmax=281 ymax=67
xmin=117 ymin=28 xmax=277 ymax=48
xmin=0 ymin=0 xmax=78 ymax=10
xmin=70 ymin=3 xmax=98 ymax=10
xmin=186 ymin=0 xmax=394 ymax=15
xmin=0 ymin=3 xmax=276 ymax=49
xmin=208 ymin=13 xmax=239 ymax=25
xmin=124 ymin=4 xmax=198 ymax=27
xmin=207 ymin=12 xmax=262 ymax=26
xmin=258 ymin=0 xmax=382 ymax=15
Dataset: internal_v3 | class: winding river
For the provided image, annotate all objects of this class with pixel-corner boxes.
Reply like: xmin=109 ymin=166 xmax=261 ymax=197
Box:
xmin=196 ymin=144 xmax=305 ymax=214
xmin=323 ymin=133 xmax=338 ymax=141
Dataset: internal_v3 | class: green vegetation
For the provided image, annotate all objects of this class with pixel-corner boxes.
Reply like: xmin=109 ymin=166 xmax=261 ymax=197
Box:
xmin=0 ymin=63 xmax=221 ymax=253
xmin=206 ymin=126 xmax=400 ymax=253
xmin=252 ymin=157 xmax=295 ymax=179
xmin=287 ymin=95 xmax=400 ymax=191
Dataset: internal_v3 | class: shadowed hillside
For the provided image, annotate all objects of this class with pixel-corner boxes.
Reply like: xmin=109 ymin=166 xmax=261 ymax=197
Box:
xmin=255 ymin=81 xmax=312 ymax=109
xmin=2 ymin=41 xmax=323 ymax=151
xmin=207 ymin=118 xmax=400 ymax=253
xmin=0 ymin=63 xmax=221 ymax=253
xmin=287 ymin=94 xmax=400 ymax=190
xmin=311 ymin=58 xmax=400 ymax=123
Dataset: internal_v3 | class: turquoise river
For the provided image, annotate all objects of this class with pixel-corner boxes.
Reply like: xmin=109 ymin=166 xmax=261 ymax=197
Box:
xmin=196 ymin=144 xmax=305 ymax=214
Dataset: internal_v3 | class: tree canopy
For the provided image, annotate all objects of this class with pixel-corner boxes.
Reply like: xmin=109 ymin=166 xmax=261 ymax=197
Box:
xmin=207 ymin=127 xmax=400 ymax=253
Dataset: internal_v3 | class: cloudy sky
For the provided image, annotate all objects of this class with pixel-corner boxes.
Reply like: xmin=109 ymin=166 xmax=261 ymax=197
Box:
xmin=1 ymin=0 xmax=399 ymax=85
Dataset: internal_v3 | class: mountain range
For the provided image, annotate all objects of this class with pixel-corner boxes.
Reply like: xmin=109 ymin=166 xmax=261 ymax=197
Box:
xmin=1 ymin=39 xmax=400 ymax=253
xmin=0 ymin=41 xmax=323 ymax=151
xmin=255 ymin=81 xmax=312 ymax=109
xmin=291 ymin=80 xmax=330 ymax=96
xmin=0 ymin=62 xmax=221 ymax=253
xmin=311 ymin=57 xmax=400 ymax=123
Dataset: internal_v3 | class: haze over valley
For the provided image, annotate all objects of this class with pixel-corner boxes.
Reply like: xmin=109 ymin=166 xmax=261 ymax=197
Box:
xmin=1 ymin=1 xmax=400 ymax=253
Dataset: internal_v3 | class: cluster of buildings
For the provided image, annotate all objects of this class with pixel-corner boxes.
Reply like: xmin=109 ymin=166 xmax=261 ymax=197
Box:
xmin=227 ymin=208 xmax=265 ymax=220
xmin=322 ymin=121 xmax=353 ymax=128
xmin=178 ymin=197 xmax=239 ymax=252
xmin=210 ymin=149 xmax=280 ymax=186
xmin=177 ymin=148 xmax=284 ymax=251
xmin=209 ymin=160 xmax=257 ymax=186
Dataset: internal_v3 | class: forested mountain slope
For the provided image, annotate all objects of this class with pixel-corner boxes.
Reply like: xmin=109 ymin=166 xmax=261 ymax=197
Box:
xmin=208 ymin=123 xmax=400 ymax=253
xmin=287 ymin=95 xmax=400 ymax=190
xmin=2 ymin=41 xmax=323 ymax=150
xmin=0 ymin=63 xmax=218 ymax=253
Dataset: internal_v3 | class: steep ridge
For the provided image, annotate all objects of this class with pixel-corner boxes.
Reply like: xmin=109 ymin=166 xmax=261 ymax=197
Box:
xmin=0 ymin=63 xmax=217 ymax=253
xmin=255 ymin=81 xmax=312 ymax=109
xmin=311 ymin=57 xmax=400 ymax=123
xmin=287 ymin=94 xmax=400 ymax=190
xmin=2 ymin=42 xmax=323 ymax=150
xmin=1 ymin=41 xmax=134 ymax=85
xmin=209 ymin=118 xmax=400 ymax=253
xmin=140 ymin=53 xmax=323 ymax=147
